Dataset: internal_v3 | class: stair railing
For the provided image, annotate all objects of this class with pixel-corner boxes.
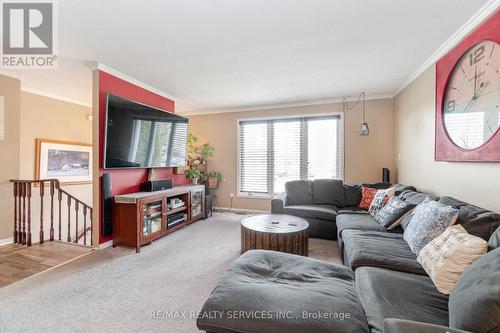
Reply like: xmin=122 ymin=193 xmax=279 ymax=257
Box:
xmin=10 ymin=179 xmax=93 ymax=247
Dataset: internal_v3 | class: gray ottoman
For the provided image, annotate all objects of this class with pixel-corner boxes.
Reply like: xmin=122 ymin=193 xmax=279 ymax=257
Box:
xmin=197 ymin=250 xmax=369 ymax=333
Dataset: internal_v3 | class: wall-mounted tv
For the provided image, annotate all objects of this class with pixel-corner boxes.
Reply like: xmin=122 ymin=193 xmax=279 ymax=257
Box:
xmin=104 ymin=94 xmax=188 ymax=169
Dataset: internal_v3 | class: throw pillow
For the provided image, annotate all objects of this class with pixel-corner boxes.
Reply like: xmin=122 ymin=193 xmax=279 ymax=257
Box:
xmin=417 ymin=225 xmax=487 ymax=294
xmin=403 ymin=197 xmax=459 ymax=256
xmin=400 ymin=210 xmax=415 ymax=230
xmin=358 ymin=187 xmax=377 ymax=210
xmin=373 ymin=197 xmax=416 ymax=229
xmin=368 ymin=188 xmax=394 ymax=214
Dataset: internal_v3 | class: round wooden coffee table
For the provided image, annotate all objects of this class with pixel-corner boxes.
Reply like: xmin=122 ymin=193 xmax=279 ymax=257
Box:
xmin=240 ymin=214 xmax=309 ymax=256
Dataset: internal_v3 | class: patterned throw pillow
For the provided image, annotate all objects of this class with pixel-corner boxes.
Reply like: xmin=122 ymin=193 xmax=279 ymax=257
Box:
xmin=358 ymin=187 xmax=378 ymax=210
xmin=373 ymin=196 xmax=416 ymax=229
xmin=403 ymin=198 xmax=459 ymax=256
xmin=417 ymin=225 xmax=487 ymax=294
xmin=368 ymin=189 xmax=392 ymax=214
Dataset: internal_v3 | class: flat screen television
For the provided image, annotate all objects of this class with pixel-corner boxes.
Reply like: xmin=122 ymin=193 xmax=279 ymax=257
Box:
xmin=104 ymin=94 xmax=188 ymax=169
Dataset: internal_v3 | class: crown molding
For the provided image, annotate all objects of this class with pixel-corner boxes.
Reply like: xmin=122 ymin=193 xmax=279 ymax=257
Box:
xmin=179 ymin=93 xmax=393 ymax=116
xmin=395 ymin=0 xmax=500 ymax=96
xmin=86 ymin=62 xmax=177 ymax=101
xmin=21 ymin=87 xmax=92 ymax=107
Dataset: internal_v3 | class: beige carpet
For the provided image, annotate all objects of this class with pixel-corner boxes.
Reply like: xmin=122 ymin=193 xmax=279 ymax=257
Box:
xmin=0 ymin=213 xmax=341 ymax=333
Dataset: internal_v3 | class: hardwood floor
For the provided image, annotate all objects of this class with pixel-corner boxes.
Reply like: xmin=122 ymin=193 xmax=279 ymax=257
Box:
xmin=0 ymin=241 xmax=93 ymax=288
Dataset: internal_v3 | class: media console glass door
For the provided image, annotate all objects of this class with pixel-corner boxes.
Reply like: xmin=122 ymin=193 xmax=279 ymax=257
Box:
xmin=141 ymin=197 xmax=166 ymax=240
xmin=191 ymin=190 xmax=203 ymax=220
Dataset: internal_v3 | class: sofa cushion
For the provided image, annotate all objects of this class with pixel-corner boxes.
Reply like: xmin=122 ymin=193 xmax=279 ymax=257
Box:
xmin=355 ymin=267 xmax=449 ymax=333
xmin=197 ymin=250 xmax=370 ymax=333
xmin=338 ymin=207 xmax=370 ymax=215
xmin=391 ymin=184 xmax=417 ymax=196
xmin=344 ymin=184 xmax=362 ymax=207
xmin=285 ymin=180 xmax=313 ymax=205
xmin=449 ymin=248 xmax=500 ymax=333
xmin=489 ymin=226 xmax=500 ymax=251
xmin=398 ymin=190 xmax=438 ymax=205
xmin=342 ymin=230 xmax=426 ymax=275
xmin=438 ymin=196 xmax=500 ymax=241
xmin=312 ymin=179 xmax=345 ymax=207
xmin=336 ymin=213 xmax=386 ymax=237
xmin=283 ymin=204 xmax=338 ymax=221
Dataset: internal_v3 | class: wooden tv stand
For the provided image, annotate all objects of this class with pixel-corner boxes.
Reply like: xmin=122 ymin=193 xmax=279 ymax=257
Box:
xmin=112 ymin=185 xmax=205 ymax=253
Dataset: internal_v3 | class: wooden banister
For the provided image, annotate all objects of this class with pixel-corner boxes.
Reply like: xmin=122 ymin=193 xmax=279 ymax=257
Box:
xmin=10 ymin=179 xmax=93 ymax=247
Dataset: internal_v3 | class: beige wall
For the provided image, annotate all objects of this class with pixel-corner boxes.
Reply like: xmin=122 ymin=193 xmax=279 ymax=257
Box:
xmin=18 ymin=92 xmax=93 ymax=244
xmin=188 ymin=98 xmax=395 ymax=211
xmin=394 ymin=64 xmax=500 ymax=212
xmin=0 ymin=79 xmax=92 ymax=242
xmin=19 ymin=92 xmax=92 ymax=205
xmin=0 ymin=75 xmax=21 ymax=241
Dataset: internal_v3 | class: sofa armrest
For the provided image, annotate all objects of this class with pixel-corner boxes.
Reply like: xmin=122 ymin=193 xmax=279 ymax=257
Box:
xmin=384 ymin=319 xmax=471 ymax=333
xmin=271 ymin=192 xmax=287 ymax=214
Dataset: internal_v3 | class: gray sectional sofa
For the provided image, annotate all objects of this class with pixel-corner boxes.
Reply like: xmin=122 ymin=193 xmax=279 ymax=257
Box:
xmin=197 ymin=182 xmax=500 ymax=333
xmin=270 ymin=179 xmax=412 ymax=239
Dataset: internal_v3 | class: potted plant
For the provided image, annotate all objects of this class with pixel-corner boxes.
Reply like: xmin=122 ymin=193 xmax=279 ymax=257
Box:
xmin=185 ymin=168 xmax=201 ymax=184
xmin=186 ymin=134 xmax=215 ymax=172
xmin=206 ymin=171 xmax=222 ymax=189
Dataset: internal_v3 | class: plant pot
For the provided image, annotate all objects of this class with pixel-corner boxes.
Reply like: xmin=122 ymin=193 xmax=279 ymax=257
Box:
xmin=208 ymin=177 xmax=218 ymax=188
xmin=191 ymin=178 xmax=198 ymax=185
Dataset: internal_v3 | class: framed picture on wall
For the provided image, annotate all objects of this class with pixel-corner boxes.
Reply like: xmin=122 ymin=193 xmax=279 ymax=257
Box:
xmin=35 ymin=139 xmax=92 ymax=185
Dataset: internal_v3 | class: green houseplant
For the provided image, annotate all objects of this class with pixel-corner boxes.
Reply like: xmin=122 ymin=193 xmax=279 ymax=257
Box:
xmin=205 ymin=171 xmax=222 ymax=189
xmin=185 ymin=168 xmax=201 ymax=184
xmin=187 ymin=134 xmax=215 ymax=171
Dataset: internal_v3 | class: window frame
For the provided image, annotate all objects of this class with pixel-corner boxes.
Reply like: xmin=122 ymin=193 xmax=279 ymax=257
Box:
xmin=236 ymin=112 xmax=344 ymax=198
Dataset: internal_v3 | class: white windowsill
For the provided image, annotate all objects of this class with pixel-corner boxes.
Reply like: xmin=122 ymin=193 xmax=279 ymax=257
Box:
xmin=236 ymin=193 xmax=273 ymax=200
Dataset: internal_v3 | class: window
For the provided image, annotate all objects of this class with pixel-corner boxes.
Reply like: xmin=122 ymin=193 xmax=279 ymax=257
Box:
xmin=238 ymin=114 xmax=343 ymax=195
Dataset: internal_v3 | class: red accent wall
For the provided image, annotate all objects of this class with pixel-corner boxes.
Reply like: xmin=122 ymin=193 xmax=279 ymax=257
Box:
xmin=98 ymin=71 xmax=188 ymax=244
xmin=435 ymin=10 xmax=500 ymax=162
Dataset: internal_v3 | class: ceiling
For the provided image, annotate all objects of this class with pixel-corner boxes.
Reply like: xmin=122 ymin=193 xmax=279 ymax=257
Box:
xmin=1 ymin=0 xmax=496 ymax=114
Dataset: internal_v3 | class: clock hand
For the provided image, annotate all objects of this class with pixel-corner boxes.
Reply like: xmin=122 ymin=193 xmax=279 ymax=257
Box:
xmin=462 ymin=98 xmax=475 ymax=113
xmin=473 ymin=66 xmax=478 ymax=98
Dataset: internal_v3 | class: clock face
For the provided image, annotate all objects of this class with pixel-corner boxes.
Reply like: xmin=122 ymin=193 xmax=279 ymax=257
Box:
xmin=443 ymin=40 xmax=500 ymax=150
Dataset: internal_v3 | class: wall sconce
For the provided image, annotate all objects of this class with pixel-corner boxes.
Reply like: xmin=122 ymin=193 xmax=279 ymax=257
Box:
xmin=343 ymin=92 xmax=370 ymax=136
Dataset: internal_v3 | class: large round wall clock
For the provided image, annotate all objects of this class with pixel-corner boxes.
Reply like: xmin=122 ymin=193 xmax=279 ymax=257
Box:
xmin=435 ymin=11 xmax=500 ymax=162
xmin=443 ymin=40 xmax=500 ymax=149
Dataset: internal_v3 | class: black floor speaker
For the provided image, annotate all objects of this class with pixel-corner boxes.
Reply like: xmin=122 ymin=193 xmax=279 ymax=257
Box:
xmin=102 ymin=173 xmax=113 ymax=236
xmin=382 ymin=168 xmax=390 ymax=183
xmin=205 ymin=194 xmax=213 ymax=219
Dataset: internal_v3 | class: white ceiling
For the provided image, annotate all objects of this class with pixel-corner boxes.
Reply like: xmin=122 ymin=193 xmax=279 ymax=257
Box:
xmin=1 ymin=0 xmax=496 ymax=114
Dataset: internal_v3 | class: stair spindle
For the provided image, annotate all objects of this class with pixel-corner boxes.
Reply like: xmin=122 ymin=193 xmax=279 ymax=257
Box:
xmin=83 ymin=206 xmax=87 ymax=245
xmin=74 ymin=202 xmax=79 ymax=243
xmin=13 ymin=182 xmax=18 ymax=243
xmin=22 ymin=183 xmax=26 ymax=245
xmin=39 ymin=181 xmax=44 ymax=244
xmin=58 ymin=189 xmax=62 ymax=241
xmin=18 ymin=184 xmax=22 ymax=244
xmin=50 ymin=181 xmax=55 ymax=241
xmin=27 ymin=183 xmax=32 ymax=246
xmin=67 ymin=196 xmax=71 ymax=242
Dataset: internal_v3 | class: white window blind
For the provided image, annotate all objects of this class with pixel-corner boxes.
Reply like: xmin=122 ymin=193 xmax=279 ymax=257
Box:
xmin=239 ymin=115 xmax=343 ymax=195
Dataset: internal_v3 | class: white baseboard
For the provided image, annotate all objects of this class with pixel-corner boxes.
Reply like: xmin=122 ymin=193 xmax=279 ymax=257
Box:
xmin=0 ymin=237 xmax=14 ymax=246
xmin=99 ymin=240 xmax=113 ymax=250
xmin=216 ymin=207 xmax=269 ymax=214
